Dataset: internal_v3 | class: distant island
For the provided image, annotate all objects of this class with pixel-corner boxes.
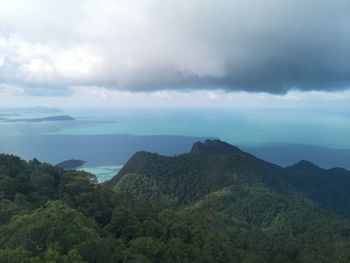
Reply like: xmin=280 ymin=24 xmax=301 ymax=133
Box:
xmin=0 ymin=106 xmax=61 ymax=114
xmin=2 ymin=115 xmax=75 ymax=123
xmin=56 ymin=159 xmax=86 ymax=169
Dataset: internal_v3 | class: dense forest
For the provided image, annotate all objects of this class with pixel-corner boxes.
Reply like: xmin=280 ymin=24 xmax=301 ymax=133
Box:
xmin=1 ymin=140 xmax=350 ymax=262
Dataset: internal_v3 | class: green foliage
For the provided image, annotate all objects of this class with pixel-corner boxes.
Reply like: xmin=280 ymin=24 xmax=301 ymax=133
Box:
xmin=0 ymin=248 xmax=32 ymax=263
xmin=2 ymin=139 xmax=350 ymax=263
xmin=124 ymin=237 xmax=165 ymax=262
xmin=0 ymin=200 xmax=121 ymax=262
xmin=106 ymin=207 xmax=142 ymax=241
xmin=0 ymin=198 xmax=17 ymax=225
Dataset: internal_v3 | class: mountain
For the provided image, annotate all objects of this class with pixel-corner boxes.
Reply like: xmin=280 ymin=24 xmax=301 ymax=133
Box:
xmin=285 ymin=160 xmax=350 ymax=217
xmin=106 ymin=139 xmax=350 ymax=261
xmin=107 ymin=139 xmax=292 ymax=207
xmin=2 ymin=140 xmax=350 ymax=262
xmin=56 ymin=159 xmax=86 ymax=169
xmin=191 ymin=139 xmax=243 ymax=155
xmin=108 ymin=139 xmax=350 ymax=217
xmin=245 ymin=143 xmax=350 ymax=170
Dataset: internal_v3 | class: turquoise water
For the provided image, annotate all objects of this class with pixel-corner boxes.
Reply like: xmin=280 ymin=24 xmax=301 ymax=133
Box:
xmin=58 ymin=107 xmax=350 ymax=149
xmin=1 ymin=107 xmax=350 ymax=181
xmin=2 ymin=107 xmax=347 ymax=149
xmin=77 ymin=165 xmax=123 ymax=182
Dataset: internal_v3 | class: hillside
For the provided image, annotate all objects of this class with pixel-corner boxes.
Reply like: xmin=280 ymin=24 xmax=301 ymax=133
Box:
xmin=1 ymin=140 xmax=350 ymax=262
xmin=109 ymin=139 xmax=350 ymax=217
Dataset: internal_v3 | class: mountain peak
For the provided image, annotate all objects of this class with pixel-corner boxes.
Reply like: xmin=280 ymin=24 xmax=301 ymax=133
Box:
xmin=287 ymin=160 xmax=320 ymax=171
xmin=190 ymin=139 xmax=242 ymax=155
xmin=56 ymin=159 xmax=86 ymax=169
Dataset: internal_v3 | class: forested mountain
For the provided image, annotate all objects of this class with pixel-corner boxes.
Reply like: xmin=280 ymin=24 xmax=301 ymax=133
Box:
xmin=110 ymin=140 xmax=350 ymax=217
xmin=1 ymin=140 xmax=350 ymax=262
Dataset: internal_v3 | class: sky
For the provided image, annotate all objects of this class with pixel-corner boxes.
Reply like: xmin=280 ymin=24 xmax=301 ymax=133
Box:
xmin=0 ymin=0 xmax=350 ymax=108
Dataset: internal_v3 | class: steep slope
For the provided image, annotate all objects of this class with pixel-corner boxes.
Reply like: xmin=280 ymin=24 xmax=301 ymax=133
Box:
xmin=108 ymin=140 xmax=294 ymax=208
xmin=108 ymin=139 xmax=350 ymax=217
xmin=105 ymin=139 xmax=350 ymax=262
xmin=286 ymin=160 xmax=350 ymax=217
xmin=2 ymin=145 xmax=350 ymax=262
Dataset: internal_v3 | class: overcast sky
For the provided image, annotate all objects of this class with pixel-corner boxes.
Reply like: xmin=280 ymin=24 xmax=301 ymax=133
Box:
xmin=1 ymin=0 xmax=350 ymax=107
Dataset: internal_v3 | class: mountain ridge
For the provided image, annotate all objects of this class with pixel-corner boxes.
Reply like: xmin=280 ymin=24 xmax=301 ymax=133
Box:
xmin=2 ymin=140 xmax=350 ymax=262
xmin=191 ymin=139 xmax=243 ymax=155
xmin=108 ymin=139 xmax=350 ymax=218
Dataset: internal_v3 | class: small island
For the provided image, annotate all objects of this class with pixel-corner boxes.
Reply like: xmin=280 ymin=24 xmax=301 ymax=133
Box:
xmin=3 ymin=115 xmax=76 ymax=123
xmin=56 ymin=159 xmax=86 ymax=169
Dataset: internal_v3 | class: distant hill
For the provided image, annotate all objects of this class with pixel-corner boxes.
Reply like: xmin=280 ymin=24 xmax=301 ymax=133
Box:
xmin=108 ymin=139 xmax=350 ymax=217
xmin=245 ymin=143 xmax=350 ymax=170
xmin=191 ymin=139 xmax=243 ymax=155
xmin=56 ymin=159 xmax=86 ymax=169
xmin=2 ymin=115 xmax=75 ymax=123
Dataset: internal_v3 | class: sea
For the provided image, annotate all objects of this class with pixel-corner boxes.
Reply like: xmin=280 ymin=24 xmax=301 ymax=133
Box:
xmin=1 ymin=107 xmax=349 ymax=181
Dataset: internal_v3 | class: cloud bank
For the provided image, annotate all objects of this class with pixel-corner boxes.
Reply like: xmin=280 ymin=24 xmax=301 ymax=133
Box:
xmin=1 ymin=0 xmax=350 ymax=94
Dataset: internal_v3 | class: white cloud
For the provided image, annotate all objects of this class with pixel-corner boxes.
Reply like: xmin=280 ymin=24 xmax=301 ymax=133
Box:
xmin=2 ymin=86 xmax=349 ymax=109
xmin=0 ymin=34 xmax=104 ymax=85
xmin=0 ymin=83 xmax=24 ymax=95
xmin=206 ymin=91 xmax=218 ymax=100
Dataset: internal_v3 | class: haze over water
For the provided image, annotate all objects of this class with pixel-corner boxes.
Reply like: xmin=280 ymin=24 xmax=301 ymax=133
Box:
xmin=1 ymin=106 xmax=349 ymax=182
xmin=51 ymin=107 xmax=350 ymax=149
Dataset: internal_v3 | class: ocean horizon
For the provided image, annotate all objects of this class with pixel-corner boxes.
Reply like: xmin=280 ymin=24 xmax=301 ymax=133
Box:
xmin=1 ymin=106 xmax=350 ymax=181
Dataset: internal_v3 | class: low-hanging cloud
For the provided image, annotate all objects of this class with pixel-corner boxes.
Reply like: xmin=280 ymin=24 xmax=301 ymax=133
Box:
xmin=1 ymin=0 xmax=350 ymax=95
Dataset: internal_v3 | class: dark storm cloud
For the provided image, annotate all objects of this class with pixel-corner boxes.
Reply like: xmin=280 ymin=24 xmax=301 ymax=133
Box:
xmin=0 ymin=0 xmax=350 ymax=95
